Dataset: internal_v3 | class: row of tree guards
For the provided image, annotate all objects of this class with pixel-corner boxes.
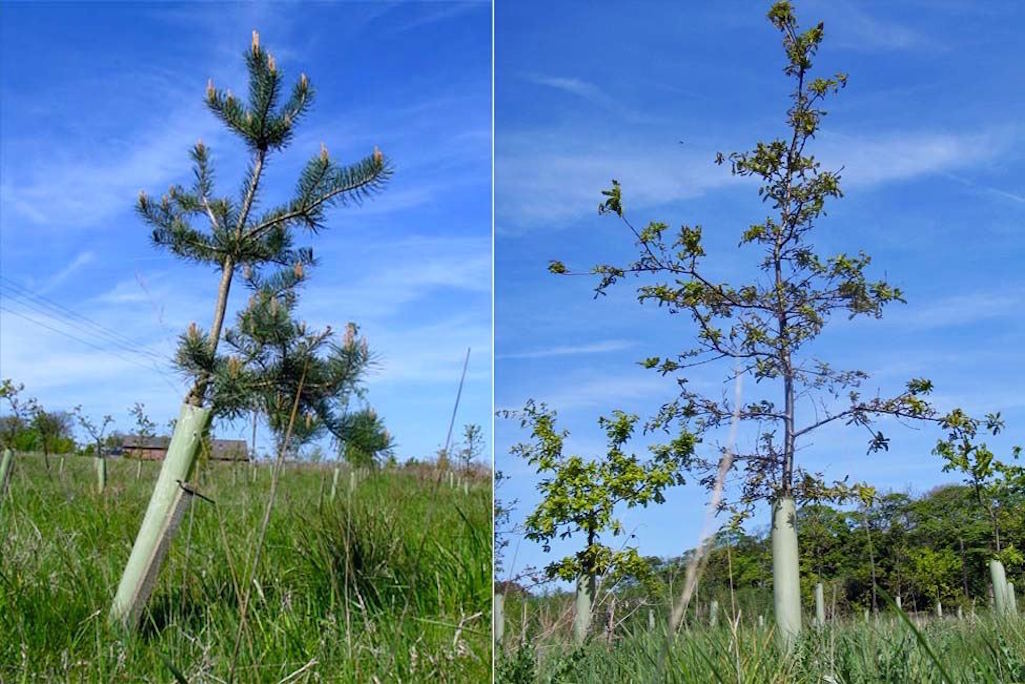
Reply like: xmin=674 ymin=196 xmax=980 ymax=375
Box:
xmin=492 ymin=570 xmax=1022 ymax=649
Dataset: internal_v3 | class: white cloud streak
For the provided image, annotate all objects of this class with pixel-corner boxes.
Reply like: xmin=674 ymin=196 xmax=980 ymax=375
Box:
xmin=497 ymin=339 xmax=634 ymax=360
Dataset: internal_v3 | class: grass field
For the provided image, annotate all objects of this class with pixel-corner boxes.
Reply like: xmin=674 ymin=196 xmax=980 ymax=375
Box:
xmin=0 ymin=452 xmax=491 ymax=682
xmin=496 ymin=594 xmax=1025 ymax=683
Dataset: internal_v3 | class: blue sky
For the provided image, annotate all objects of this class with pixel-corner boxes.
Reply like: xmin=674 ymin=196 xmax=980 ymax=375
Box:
xmin=495 ymin=1 xmax=1025 ymax=586
xmin=0 ymin=2 xmax=491 ymax=462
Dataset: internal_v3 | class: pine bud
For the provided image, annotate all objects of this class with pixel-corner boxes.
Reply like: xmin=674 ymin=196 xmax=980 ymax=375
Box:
xmin=252 ymin=30 xmax=260 ymax=54
xmin=293 ymin=262 xmax=304 ymax=280
xmin=373 ymin=146 xmax=383 ymax=165
xmin=206 ymin=79 xmax=215 ymax=99
xmin=267 ymin=53 xmax=276 ymax=72
xmin=305 ymin=413 xmax=314 ymax=429
xmin=344 ymin=322 xmax=356 ymax=346
xmin=196 ymin=139 xmax=205 ymax=153
xmin=320 ymin=143 xmax=329 ymax=162
xmin=188 ymin=322 xmax=200 ymax=339
xmin=299 ymin=73 xmax=308 ymax=89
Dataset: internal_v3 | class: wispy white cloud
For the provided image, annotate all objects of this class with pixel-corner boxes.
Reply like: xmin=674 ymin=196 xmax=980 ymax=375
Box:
xmin=522 ymin=73 xmax=654 ymax=122
xmin=369 ymin=314 xmax=490 ymax=385
xmin=497 ymin=126 xmax=1012 ymax=229
xmin=38 ymin=251 xmax=95 ymax=294
xmin=1 ymin=89 xmax=225 ymax=231
xmin=943 ymin=173 xmax=1025 ymax=205
xmin=383 ymin=1 xmax=486 ymax=35
xmin=901 ymin=290 xmax=1023 ymax=330
xmin=500 ymin=371 xmax=669 ymax=413
xmin=818 ymin=129 xmax=1006 ymax=187
xmin=819 ymin=1 xmax=933 ymax=52
xmin=306 ymin=235 xmax=490 ymax=322
xmin=496 ymin=136 xmax=741 ymax=230
xmin=498 ymin=339 xmax=634 ymax=360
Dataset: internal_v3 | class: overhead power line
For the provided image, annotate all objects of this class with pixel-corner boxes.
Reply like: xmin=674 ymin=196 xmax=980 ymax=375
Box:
xmin=0 ymin=276 xmax=167 ymax=362
xmin=0 ymin=305 xmax=181 ymax=393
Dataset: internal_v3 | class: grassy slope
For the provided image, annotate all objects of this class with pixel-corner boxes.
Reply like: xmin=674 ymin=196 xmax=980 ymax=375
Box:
xmin=496 ymin=594 xmax=1025 ymax=683
xmin=0 ymin=453 xmax=491 ymax=682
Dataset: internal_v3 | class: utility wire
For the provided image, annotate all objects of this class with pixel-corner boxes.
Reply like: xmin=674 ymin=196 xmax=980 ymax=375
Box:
xmin=0 ymin=276 xmax=167 ymax=362
xmin=0 ymin=305 xmax=181 ymax=393
xmin=1 ymin=288 xmax=169 ymax=365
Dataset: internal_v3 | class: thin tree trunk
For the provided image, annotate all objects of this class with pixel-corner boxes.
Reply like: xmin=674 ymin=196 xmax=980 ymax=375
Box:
xmin=862 ymin=510 xmax=879 ymax=614
xmin=959 ymin=536 xmax=969 ymax=600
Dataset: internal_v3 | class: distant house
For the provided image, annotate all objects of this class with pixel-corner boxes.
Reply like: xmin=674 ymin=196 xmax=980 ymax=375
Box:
xmin=121 ymin=436 xmax=250 ymax=462
xmin=209 ymin=439 xmax=249 ymax=462
xmin=121 ymin=436 xmax=171 ymax=460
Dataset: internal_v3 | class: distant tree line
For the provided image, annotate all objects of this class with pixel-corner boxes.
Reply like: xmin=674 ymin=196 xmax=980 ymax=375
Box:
xmin=609 ymin=483 xmax=1025 ymax=620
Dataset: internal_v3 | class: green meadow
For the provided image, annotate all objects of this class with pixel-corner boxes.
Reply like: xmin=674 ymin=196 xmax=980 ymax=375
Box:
xmin=0 ymin=453 xmax=490 ymax=682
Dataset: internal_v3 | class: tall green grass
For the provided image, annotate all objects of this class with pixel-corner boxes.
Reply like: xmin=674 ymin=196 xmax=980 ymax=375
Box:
xmin=497 ymin=596 xmax=1025 ymax=683
xmin=0 ymin=453 xmax=490 ymax=681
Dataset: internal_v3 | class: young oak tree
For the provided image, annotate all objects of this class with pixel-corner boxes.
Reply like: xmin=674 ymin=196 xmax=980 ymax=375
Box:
xmin=549 ymin=2 xmax=955 ymax=647
xmin=111 ymin=31 xmax=390 ymax=628
xmin=74 ymin=408 xmax=114 ymax=493
xmin=129 ymin=402 xmax=157 ymax=479
xmin=33 ymin=406 xmax=76 ymax=479
xmin=506 ymin=400 xmax=693 ymax=644
xmin=458 ymin=423 xmax=485 ymax=474
xmin=0 ymin=380 xmax=31 ymax=503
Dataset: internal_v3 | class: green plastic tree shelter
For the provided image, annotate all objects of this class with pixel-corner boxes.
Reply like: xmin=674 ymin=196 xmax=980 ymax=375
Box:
xmin=494 ymin=593 xmax=505 ymax=648
xmin=574 ymin=574 xmax=595 ymax=644
xmin=110 ymin=404 xmax=210 ymax=627
xmin=772 ymin=496 xmax=801 ymax=649
xmin=814 ymin=582 xmax=825 ymax=626
xmin=95 ymin=455 xmax=106 ymax=493
xmin=330 ymin=465 xmax=340 ymax=502
xmin=991 ymin=559 xmax=1010 ymax=616
xmin=0 ymin=447 xmax=12 ymax=502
